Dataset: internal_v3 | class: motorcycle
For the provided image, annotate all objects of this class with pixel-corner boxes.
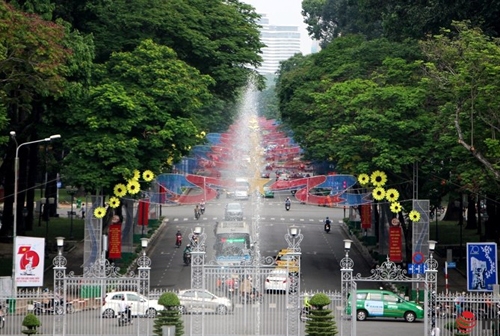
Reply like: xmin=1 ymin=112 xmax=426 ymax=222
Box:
xmin=300 ymin=307 xmax=312 ymax=322
xmin=324 ymin=223 xmax=331 ymax=233
xmin=200 ymin=204 xmax=205 ymax=215
xmin=34 ymin=298 xmax=74 ymax=315
xmin=118 ymin=307 xmax=132 ymax=326
xmin=183 ymin=251 xmax=192 ymax=266
xmin=194 ymin=209 xmax=200 ymax=220
xmin=240 ymin=288 xmax=262 ymax=304
xmin=285 ymin=201 xmax=291 ymax=211
xmin=175 ymin=234 xmax=182 ymax=248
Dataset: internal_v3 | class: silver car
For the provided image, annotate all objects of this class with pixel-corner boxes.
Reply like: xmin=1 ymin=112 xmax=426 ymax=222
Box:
xmin=178 ymin=289 xmax=232 ymax=315
xmin=224 ymin=202 xmax=243 ymax=220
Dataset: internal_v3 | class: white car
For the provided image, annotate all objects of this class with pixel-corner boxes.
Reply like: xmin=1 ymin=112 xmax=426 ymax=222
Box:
xmin=178 ymin=289 xmax=232 ymax=314
xmin=101 ymin=291 xmax=163 ymax=318
xmin=265 ymin=269 xmax=296 ymax=293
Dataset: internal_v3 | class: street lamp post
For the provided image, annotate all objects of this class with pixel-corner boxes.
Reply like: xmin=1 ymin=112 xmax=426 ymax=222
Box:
xmin=65 ymin=186 xmax=78 ymax=239
xmin=284 ymin=226 xmax=303 ymax=336
xmin=10 ymin=131 xmax=61 ymax=299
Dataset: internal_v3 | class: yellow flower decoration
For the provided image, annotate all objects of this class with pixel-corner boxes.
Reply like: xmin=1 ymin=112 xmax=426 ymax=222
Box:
xmin=386 ymin=188 xmax=400 ymax=202
xmin=409 ymin=210 xmax=421 ymax=222
xmin=142 ymin=170 xmax=155 ymax=182
xmin=390 ymin=202 xmax=402 ymax=213
xmin=94 ymin=207 xmax=106 ymax=218
xmin=372 ymin=187 xmax=386 ymax=201
xmin=371 ymin=170 xmax=387 ymax=187
xmin=127 ymin=179 xmax=141 ymax=195
xmin=200 ymin=131 xmax=206 ymax=137
xmin=358 ymin=173 xmax=370 ymax=185
xmin=132 ymin=169 xmax=140 ymax=181
xmin=109 ymin=197 xmax=120 ymax=208
xmin=114 ymin=183 xmax=127 ymax=197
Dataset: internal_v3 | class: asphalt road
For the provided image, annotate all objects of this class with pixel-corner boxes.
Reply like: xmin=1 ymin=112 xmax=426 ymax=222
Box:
xmin=146 ymin=194 xmax=427 ymax=336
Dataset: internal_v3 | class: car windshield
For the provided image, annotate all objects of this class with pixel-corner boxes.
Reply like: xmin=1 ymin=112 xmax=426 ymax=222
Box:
xmin=227 ymin=204 xmax=241 ymax=210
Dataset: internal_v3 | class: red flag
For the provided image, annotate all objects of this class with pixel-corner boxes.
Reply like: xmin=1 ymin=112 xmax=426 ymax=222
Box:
xmin=138 ymin=199 xmax=150 ymax=226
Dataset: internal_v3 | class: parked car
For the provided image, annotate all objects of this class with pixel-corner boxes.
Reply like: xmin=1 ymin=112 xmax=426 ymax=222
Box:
xmin=261 ymin=171 xmax=270 ymax=178
xmin=178 ymin=289 xmax=232 ymax=314
xmin=346 ymin=289 xmax=424 ymax=322
xmin=265 ymin=268 xmax=296 ymax=293
xmin=224 ymin=202 xmax=243 ymax=220
xmin=101 ymin=291 xmax=163 ymax=318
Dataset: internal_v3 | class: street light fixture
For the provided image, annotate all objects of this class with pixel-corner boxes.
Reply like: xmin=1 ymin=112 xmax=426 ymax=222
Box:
xmin=10 ymin=131 xmax=61 ymax=299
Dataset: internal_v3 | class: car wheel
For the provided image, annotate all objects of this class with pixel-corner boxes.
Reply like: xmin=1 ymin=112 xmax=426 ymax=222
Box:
xmin=216 ymin=305 xmax=228 ymax=315
xmin=356 ymin=309 xmax=368 ymax=321
xmin=404 ymin=311 xmax=416 ymax=322
xmin=145 ymin=308 xmax=157 ymax=318
xmin=102 ymin=308 xmax=115 ymax=318
xmin=34 ymin=308 xmax=42 ymax=315
xmin=179 ymin=305 xmax=187 ymax=314
xmin=66 ymin=304 xmax=74 ymax=314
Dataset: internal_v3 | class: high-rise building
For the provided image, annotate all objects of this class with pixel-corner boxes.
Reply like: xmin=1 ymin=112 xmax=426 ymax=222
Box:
xmin=257 ymin=15 xmax=301 ymax=74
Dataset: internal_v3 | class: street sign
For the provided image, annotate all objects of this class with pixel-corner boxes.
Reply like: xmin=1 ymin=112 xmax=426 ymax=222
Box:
xmin=447 ymin=262 xmax=456 ymax=269
xmin=408 ymin=263 xmax=427 ymax=275
xmin=412 ymin=252 xmax=424 ymax=264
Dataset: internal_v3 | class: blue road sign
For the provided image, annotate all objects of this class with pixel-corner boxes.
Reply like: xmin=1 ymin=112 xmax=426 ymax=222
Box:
xmin=447 ymin=261 xmax=456 ymax=268
xmin=467 ymin=242 xmax=498 ymax=292
xmin=408 ymin=263 xmax=427 ymax=275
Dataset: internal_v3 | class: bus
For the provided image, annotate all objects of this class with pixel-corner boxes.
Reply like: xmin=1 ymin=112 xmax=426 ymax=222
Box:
xmin=213 ymin=221 xmax=252 ymax=266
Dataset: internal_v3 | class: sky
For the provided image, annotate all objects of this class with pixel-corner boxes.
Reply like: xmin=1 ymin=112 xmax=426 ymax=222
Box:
xmin=242 ymin=0 xmax=314 ymax=55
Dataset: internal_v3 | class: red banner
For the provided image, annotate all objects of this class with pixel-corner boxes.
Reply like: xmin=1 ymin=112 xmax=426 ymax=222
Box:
xmin=108 ymin=224 xmax=122 ymax=259
xmin=138 ymin=199 xmax=150 ymax=226
xmin=389 ymin=226 xmax=402 ymax=262
xmin=360 ymin=204 xmax=372 ymax=229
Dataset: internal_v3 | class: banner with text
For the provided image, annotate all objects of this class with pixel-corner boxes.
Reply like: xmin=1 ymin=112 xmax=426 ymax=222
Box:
xmin=389 ymin=226 xmax=402 ymax=262
xmin=108 ymin=224 xmax=122 ymax=259
xmin=360 ymin=204 xmax=372 ymax=229
xmin=15 ymin=236 xmax=45 ymax=287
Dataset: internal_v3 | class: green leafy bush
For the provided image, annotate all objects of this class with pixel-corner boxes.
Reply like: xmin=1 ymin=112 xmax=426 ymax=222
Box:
xmin=22 ymin=313 xmax=41 ymax=335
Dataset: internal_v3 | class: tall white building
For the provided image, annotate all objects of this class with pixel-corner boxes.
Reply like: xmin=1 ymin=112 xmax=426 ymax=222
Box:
xmin=257 ymin=15 xmax=301 ymax=75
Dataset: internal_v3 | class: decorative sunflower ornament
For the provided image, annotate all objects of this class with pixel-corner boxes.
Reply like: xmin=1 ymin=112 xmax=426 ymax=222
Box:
xmin=409 ymin=210 xmax=421 ymax=222
xmin=94 ymin=207 xmax=106 ymax=218
xmin=132 ymin=169 xmax=141 ymax=181
xmin=114 ymin=183 xmax=127 ymax=198
xmin=390 ymin=202 xmax=402 ymax=213
xmin=127 ymin=179 xmax=141 ymax=195
xmin=142 ymin=170 xmax=155 ymax=182
xmin=358 ymin=174 xmax=370 ymax=186
xmin=109 ymin=197 xmax=120 ymax=208
xmin=371 ymin=170 xmax=387 ymax=187
xmin=385 ymin=189 xmax=400 ymax=202
xmin=372 ymin=187 xmax=386 ymax=201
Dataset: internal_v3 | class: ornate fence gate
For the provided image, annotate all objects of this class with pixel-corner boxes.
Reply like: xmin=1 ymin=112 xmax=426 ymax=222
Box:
xmin=53 ymin=236 xmax=151 ymax=336
xmin=340 ymin=239 xmax=438 ymax=336
xmin=186 ymin=225 xmax=304 ymax=336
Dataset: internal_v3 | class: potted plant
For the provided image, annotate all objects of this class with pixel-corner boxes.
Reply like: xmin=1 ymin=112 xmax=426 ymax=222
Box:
xmin=22 ymin=313 xmax=41 ymax=335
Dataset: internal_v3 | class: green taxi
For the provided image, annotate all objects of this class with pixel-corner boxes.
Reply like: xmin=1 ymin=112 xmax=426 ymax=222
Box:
xmin=346 ymin=289 xmax=424 ymax=322
xmin=262 ymin=187 xmax=274 ymax=198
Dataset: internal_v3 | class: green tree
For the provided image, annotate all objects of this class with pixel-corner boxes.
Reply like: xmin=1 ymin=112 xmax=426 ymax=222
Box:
xmin=153 ymin=292 xmax=184 ymax=336
xmin=52 ymin=0 xmax=265 ymax=125
xmin=0 ymin=2 xmax=70 ymax=236
xmin=305 ymin=293 xmax=338 ymax=336
xmin=61 ymin=39 xmax=213 ymax=192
